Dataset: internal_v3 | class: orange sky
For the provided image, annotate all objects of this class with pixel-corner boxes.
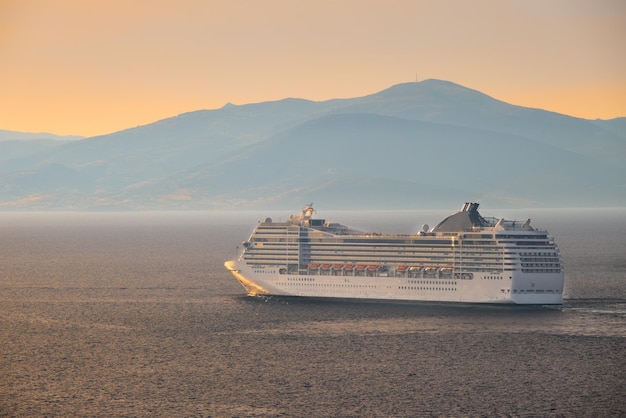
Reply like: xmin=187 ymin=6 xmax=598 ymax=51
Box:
xmin=1 ymin=0 xmax=625 ymax=137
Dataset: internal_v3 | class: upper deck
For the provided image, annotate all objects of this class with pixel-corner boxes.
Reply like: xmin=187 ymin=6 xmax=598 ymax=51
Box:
xmin=241 ymin=203 xmax=561 ymax=276
xmin=278 ymin=202 xmax=544 ymax=237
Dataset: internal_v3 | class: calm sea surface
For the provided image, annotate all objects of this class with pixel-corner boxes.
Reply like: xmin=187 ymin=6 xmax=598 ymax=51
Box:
xmin=1 ymin=208 xmax=625 ymax=417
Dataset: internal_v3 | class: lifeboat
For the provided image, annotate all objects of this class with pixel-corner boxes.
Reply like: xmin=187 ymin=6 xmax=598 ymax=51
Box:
xmin=321 ymin=264 xmax=332 ymax=269
xmin=367 ymin=265 xmax=380 ymax=271
xmin=344 ymin=264 xmax=355 ymax=270
xmin=332 ymin=264 xmax=344 ymax=270
xmin=356 ymin=265 xmax=367 ymax=270
xmin=309 ymin=264 xmax=320 ymax=269
xmin=396 ymin=265 xmax=409 ymax=271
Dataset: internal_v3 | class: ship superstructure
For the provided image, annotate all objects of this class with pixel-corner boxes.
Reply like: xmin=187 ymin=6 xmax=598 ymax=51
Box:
xmin=225 ymin=203 xmax=564 ymax=304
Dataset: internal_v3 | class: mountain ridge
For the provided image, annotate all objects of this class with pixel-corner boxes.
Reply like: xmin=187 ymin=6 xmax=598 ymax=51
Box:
xmin=1 ymin=80 xmax=624 ymax=210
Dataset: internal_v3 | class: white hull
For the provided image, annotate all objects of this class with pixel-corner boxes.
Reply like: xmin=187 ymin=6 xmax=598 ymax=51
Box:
xmin=226 ymin=203 xmax=564 ymax=305
xmin=225 ymin=261 xmax=563 ymax=305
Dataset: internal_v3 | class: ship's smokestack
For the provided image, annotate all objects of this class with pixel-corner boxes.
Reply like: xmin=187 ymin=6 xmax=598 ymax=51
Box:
xmin=461 ymin=202 xmax=479 ymax=212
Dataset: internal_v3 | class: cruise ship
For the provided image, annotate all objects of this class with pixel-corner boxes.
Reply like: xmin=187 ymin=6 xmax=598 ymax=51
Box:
xmin=225 ymin=203 xmax=564 ymax=304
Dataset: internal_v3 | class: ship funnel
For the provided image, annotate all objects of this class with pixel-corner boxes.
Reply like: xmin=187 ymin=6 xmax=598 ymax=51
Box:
xmin=461 ymin=202 xmax=479 ymax=212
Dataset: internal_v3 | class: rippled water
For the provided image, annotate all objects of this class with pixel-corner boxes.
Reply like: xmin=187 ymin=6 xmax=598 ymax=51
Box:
xmin=1 ymin=209 xmax=624 ymax=417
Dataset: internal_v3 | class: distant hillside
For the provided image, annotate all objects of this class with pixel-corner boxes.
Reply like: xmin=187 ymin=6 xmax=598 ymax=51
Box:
xmin=1 ymin=80 xmax=624 ymax=210
xmin=0 ymin=130 xmax=84 ymax=142
xmin=0 ymin=130 xmax=85 ymax=166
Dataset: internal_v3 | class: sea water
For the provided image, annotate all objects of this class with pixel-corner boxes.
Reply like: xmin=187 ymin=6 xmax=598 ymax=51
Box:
xmin=1 ymin=209 xmax=624 ymax=416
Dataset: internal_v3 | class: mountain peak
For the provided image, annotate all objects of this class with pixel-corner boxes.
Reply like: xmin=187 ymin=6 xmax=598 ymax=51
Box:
xmin=372 ymin=79 xmax=494 ymax=102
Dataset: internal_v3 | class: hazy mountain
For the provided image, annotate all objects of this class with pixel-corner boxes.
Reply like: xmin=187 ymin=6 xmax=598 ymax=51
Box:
xmin=0 ymin=130 xmax=84 ymax=142
xmin=591 ymin=117 xmax=626 ymax=139
xmin=123 ymin=112 xmax=624 ymax=209
xmin=332 ymin=81 xmax=625 ymax=167
xmin=0 ymin=130 xmax=84 ymax=164
xmin=1 ymin=80 xmax=624 ymax=210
